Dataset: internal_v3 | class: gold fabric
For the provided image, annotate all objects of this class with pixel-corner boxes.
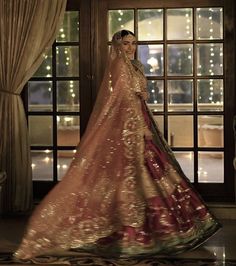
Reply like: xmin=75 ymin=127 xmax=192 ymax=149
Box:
xmin=0 ymin=0 xmax=66 ymax=213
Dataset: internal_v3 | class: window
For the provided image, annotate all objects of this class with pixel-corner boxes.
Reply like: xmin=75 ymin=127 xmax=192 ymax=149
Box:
xmin=27 ymin=11 xmax=80 ymax=182
xmin=108 ymin=7 xmax=224 ymax=184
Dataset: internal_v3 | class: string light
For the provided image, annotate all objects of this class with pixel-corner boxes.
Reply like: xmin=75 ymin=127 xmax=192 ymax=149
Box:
xmin=44 ymin=157 xmax=50 ymax=163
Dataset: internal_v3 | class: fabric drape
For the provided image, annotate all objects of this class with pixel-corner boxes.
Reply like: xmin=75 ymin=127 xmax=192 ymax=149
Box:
xmin=0 ymin=0 xmax=66 ymax=213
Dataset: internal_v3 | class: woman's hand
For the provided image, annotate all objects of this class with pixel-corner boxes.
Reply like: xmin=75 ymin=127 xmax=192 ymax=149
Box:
xmin=135 ymin=90 xmax=149 ymax=101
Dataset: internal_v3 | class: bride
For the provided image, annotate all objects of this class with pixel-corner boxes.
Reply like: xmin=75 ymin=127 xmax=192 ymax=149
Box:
xmin=14 ymin=30 xmax=221 ymax=260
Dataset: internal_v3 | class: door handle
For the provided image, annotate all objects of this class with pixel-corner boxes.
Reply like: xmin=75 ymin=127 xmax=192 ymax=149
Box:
xmin=86 ymin=74 xmax=94 ymax=80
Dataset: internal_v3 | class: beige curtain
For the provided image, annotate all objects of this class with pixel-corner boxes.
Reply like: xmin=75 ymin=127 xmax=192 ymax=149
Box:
xmin=0 ymin=0 xmax=66 ymax=214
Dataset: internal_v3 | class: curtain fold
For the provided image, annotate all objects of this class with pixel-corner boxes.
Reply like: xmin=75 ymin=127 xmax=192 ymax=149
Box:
xmin=0 ymin=0 xmax=66 ymax=214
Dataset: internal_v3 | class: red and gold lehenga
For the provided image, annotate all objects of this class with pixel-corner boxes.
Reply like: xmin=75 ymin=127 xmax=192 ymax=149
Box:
xmin=14 ymin=32 xmax=221 ymax=260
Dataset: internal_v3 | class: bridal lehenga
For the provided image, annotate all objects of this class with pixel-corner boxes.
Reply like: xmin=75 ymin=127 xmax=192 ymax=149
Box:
xmin=14 ymin=32 xmax=221 ymax=260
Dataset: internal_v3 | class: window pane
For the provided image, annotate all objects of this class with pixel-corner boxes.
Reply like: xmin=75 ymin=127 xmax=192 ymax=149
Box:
xmin=138 ymin=45 xmax=163 ymax=76
xmin=197 ymin=43 xmax=223 ymax=76
xmin=57 ymin=116 xmax=80 ymax=146
xmin=174 ymin=152 xmax=194 ymax=182
xmin=33 ymin=50 xmax=52 ymax=77
xmin=167 ymin=8 xmax=193 ymax=40
xmin=153 ymin=115 xmax=164 ymax=134
xmin=29 ymin=116 xmax=53 ymax=146
xmin=196 ymin=8 xmax=223 ymax=40
xmin=108 ymin=10 xmax=134 ymax=40
xmin=197 ymin=79 xmax=223 ymax=111
xmin=167 ymin=80 xmax=193 ymax=111
xmin=31 ymin=150 xmax=53 ymax=181
xmin=56 ymin=11 xmax=79 ymax=42
xmin=198 ymin=115 xmax=223 ymax=148
xmin=198 ymin=152 xmax=224 ymax=183
xmin=58 ymin=150 xmax=75 ymax=180
xmin=28 ymin=81 xmax=52 ymax=111
xmin=147 ymin=80 xmax=163 ymax=111
xmin=138 ymin=9 xmax=163 ymax=41
xmin=168 ymin=116 xmax=193 ymax=147
xmin=167 ymin=44 xmax=193 ymax=76
xmin=57 ymin=81 xmax=80 ymax=112
xmin=56 ymin=46 xmax=79 ymax=77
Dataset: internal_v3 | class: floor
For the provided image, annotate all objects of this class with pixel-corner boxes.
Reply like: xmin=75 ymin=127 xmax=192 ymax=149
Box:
xmin=0 ymin=216 xmax=235 ymax=265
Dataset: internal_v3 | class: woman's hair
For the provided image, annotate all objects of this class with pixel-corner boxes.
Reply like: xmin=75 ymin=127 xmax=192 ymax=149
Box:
xmin=112 ymin=30 xmax=135 ymax=47
xmin=120 ymin=30 xmax=135 ymax=37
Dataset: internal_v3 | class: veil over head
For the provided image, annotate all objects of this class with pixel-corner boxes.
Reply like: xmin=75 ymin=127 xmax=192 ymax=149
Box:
xmin=14 ymin=30 xmax=149 ymax=258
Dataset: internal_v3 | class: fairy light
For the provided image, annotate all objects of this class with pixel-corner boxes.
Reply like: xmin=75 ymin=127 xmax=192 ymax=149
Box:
xmin=188 ymin=152 xmax=192 ymax=160
xmin=185 ymin=11 xmax=191 ymax=38
xmin=31 ymin=163 xmax=36 ymax=169
xmin=44 ymin=157 xmax=50 ymax=163
xmin=64 ymin=117 xmax=72 ymax=122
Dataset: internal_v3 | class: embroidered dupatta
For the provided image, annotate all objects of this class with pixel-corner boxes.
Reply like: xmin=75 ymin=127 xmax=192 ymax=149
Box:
xmin=15 ymin=32 xmax=221 ymax=260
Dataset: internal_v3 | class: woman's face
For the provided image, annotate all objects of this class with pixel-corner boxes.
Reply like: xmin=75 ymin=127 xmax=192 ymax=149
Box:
xmin=121 ymin=34 xmax=137 ymax=60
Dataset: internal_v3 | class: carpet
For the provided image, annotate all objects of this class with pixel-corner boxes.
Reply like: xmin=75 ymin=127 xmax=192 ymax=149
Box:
xmin=1 ymin=253 xmax=236 ymax=266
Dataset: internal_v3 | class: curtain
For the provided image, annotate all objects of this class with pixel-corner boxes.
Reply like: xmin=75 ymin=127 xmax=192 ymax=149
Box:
xmin=0 ymin=0 xmax=66 ymax=214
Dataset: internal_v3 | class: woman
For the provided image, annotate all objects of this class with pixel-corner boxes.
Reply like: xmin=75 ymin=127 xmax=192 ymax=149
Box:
xmin=14 ymin=30 xmax=221 ymax=260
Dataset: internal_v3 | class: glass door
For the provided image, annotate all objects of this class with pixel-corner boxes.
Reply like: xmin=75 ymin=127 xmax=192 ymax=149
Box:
xmin=22 ymin=0 xmax=93 ymax=198
xmin=95 ymin=0 xmax=235 ymax=202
